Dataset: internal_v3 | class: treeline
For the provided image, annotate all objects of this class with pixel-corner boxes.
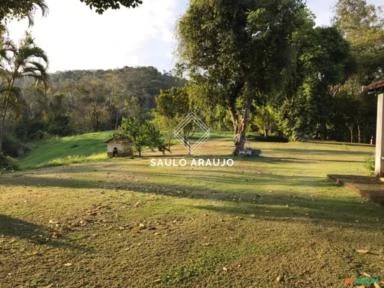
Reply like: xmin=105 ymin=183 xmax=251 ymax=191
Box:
xmin=15 ymin=67 xmax=185 ymax=140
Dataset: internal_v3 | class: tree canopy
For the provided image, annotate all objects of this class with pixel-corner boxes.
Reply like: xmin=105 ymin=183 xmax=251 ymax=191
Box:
xmin=80 ymin=0 xmax=143 ymax=14
xmin=334 ymin=0 xmax=384 ymax=82
xmin=0 ymin=0 xmax=143 ymax=23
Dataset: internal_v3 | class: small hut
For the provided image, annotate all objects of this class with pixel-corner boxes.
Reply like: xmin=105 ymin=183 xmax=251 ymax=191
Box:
xmin=105 ymin=138 xmax=133 ymax=157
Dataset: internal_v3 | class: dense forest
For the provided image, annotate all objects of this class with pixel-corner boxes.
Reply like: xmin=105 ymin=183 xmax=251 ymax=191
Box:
xmin=19 ymin=67 xmax=184 ymax=136
xmin=1 ymin=67 xmax=184 ymax=157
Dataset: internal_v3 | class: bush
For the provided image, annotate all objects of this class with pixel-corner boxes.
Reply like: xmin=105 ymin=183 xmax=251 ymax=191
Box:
xmin=2 ymin=136 xmax=30 ymax=157
xmin=48 ymin=115 xmax=74 ymax=136
xmin=0 ymin=153 xmax=19 ymax=171
xmin=15 ymin=119 xmax=49 ymax=141
xmin=365 ymin=156 xmax=375 ymax=174
xmin=253 ymin=135 xmax=289 ymax=143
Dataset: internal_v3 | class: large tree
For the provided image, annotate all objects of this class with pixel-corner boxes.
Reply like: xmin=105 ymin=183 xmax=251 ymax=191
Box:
xmin=279 ymin=26 xmax=353 ymax=140
xmin=333 ymin=0 xmax=384 ymax=142
xmin=334 ymin=0 xmax=384 ymax=82
xmin=178 ymin=0 xmax=307 ymax=155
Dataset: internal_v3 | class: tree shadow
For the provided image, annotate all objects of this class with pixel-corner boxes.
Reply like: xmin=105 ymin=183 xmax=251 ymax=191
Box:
xmin=272 ymin=148 xmax=370 ymax=156
xmin=300 ymin=140 xmax=374 ymax=148
xmin=1 ymin=173 xmax=384 ymax=230
xmin=328 ymin=174 xmax=384 ymax=206
xmin=0 ymin=214 xmax=87 ymax=250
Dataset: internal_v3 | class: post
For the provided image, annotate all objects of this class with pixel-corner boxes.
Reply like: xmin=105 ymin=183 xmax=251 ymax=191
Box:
xmin=375 ymin=93 xmax=384 ymax=176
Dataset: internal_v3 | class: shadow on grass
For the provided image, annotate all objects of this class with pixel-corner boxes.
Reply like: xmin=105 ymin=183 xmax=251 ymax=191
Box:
xmin=272 ymin=148 xmax=371 ymax=156
xmin=301 ymin=140 xmax=374 ymax=148
xmin=328 ymin=174 xmax=384 ymax=206
xmin=0 ymin=214 xmax=87 ymax=250
xmin=236 ymin=154 xmax=366 ymax=164
xmin=1 ymin=172 xmax=383 ymax=230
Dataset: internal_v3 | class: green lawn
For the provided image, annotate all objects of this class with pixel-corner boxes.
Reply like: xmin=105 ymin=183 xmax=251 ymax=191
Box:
xmin=1 ymin=136 xmax=383 ymax=287
xmin=20 ymin=132 xmax=113 ymax=169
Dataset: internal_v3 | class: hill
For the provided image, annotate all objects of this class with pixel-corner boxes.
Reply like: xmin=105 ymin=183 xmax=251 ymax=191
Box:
xmin=16 ymin=67 xmax=186 ymax=140
xmin=19 ymin=132 xmax=113 ymax=169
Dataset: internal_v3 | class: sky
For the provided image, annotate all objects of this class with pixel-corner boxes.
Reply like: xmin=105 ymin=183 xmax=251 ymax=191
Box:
xmin=7 ymin=0 xmax=384 ymax=73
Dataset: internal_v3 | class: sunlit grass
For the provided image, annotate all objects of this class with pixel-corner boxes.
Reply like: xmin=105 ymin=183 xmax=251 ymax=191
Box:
xmin=45 ymin=153 xmax=108 ymax=167
xmin=1 ymin=135 xmax=383 ymax=287
xmin=20 ymin=131 xmax=113 ymax=169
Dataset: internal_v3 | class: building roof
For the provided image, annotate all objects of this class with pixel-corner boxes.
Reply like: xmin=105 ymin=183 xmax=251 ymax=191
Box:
xmin=105 ymin=138 xmax=131 ymax=144
xmin=366 ymin=79 xmax=384 ymax=92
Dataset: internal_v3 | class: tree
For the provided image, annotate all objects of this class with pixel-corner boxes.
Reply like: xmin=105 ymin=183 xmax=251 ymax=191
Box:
xmin=278 ymin=27 xmax=353 ymax=140
xmin=253 ymin=105 xmax=278 ymax=137
xmin=80 ymin=0 xmax=142 ymax=14
xmin=0 ymin=0 xmax=47 ymax=24
xmin=332 ymin=0 xmax=384 ymax=142
xmin=334 ymin=0 xmax=384 ymax=82
xmin=0 ymin=0 xmax=142 ymax=23
xmin=115 ymin=117 xmax=164 ymax=157
xmin=0 ymin=33 xmax=48 ymax=151
xmin=154 ymin=87 xmax=191 ymax=149
xmin=178 ymin=0 xmax=307 ymax=155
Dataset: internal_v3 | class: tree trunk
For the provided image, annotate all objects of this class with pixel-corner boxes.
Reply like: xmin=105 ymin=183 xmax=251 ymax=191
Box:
xmin=348 ymin=125 xmax=354 ymax=143
xmin=183 ymin=135 xmax=191 ymax=156
xmin=234 ymin=121 xmax=246 ymax=155
xmin=114 ymin=110 xmax=120 ymax=130
xmin=230 ymin=98 xmax=251 ymax=156
xmin=357 ymin=124 xmax=361 ymax=144
xmin=0 ymin=127 xmax=3 ymax=153
xmin=264 ymin=127 xmax=269 ymax=137
xmin=0 ymin=91 xmax=10 ymax=154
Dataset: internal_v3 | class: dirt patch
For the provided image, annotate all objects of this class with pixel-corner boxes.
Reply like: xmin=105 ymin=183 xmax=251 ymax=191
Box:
xmin=328 ymin=174 xmax=384 ymax=205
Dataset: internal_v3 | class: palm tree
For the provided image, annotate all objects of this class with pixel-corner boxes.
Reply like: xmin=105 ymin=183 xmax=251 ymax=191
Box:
xmin=0 ymin=33 xmax=48 ymax=152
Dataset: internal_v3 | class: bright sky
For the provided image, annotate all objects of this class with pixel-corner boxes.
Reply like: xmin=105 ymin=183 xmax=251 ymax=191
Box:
xmin=7 ymin=0 xmax=384 ymax=73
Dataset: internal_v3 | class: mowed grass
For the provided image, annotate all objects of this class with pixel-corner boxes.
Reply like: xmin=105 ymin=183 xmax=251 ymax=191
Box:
xmin=1 ymin=137 xmax=384 ymax=288
xmin=20 ymin=132 xmax=113 ymax=169
xmin=19 ymin=131 xmax=233 ymax=170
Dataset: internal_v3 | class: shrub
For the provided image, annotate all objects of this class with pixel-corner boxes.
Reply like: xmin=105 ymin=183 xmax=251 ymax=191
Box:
xmin=2 ymin=136 xmax=30 ymax=157
xmin=0 ymin=153 xmax=19 ymax=171
xmin=365 ymin=156 xmax=375 ymax=174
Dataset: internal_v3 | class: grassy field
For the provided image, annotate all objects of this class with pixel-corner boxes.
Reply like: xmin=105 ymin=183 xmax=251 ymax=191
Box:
xmin=19 ymin=132 xmax=113 ymax=169
xmin=1 ymin=135 xmax=384 ymax=287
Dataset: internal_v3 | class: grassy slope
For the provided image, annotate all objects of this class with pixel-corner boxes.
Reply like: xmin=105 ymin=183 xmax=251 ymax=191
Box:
xmin=1 ymin=137 xmax=383 ymax=288
xmin=19 ymin=131 xmax=233 ymax=170
xmin=20 ymin=132 xmax=113 ymax=169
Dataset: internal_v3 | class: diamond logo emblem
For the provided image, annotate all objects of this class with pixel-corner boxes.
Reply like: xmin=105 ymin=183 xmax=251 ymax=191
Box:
xmin=173 ymin=112 xmax=210 ymax=155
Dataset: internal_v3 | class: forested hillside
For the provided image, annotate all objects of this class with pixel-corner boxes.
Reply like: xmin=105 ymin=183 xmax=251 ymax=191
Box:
xmin=15 ymin=67 xmax=185 ymax=141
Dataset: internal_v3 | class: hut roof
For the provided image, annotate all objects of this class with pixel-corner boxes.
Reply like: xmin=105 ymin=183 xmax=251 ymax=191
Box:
xmin=105 ymin=138 xmax=131 ymax=144
xmin=366 ymin=79 xmax=384 ymax=92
